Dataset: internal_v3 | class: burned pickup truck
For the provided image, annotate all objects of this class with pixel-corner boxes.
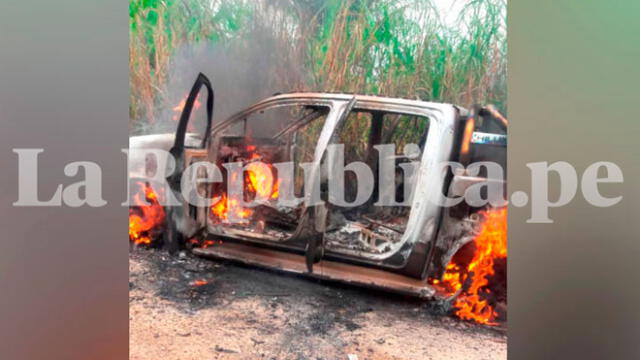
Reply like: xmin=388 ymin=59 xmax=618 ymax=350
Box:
xmin=130 ymin=73 xmax=507 ymax=303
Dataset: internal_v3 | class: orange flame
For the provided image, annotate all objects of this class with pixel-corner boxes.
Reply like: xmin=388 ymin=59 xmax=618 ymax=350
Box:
xmin=246 ymin=162 xmax=278 ymax=200
xmin=210 ymin=145 xmax=279 ymax=221
xmin=172 ymin=94 xmax=202 ymax=131
xmin=190 ymin=279 xmax=209 ymax=287
xmin=211 ymin=193 xmax=253 ymax=221
xmin=436 ymin=207 xmax=507 ymax=325
xmin=129 ymin=182 xmax=165 ymax=245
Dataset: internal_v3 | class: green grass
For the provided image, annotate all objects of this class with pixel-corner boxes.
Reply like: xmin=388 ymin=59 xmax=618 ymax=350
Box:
xmin=129 ymin=0 xmax=506 ymax=134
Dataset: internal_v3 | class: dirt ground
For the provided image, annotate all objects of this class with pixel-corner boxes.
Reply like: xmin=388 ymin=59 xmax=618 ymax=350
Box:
xmin=129 ymin=248 xmax=506 ymax=360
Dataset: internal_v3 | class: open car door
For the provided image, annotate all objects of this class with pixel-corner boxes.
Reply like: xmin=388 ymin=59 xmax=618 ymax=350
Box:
xmin=164 ymin=73 xmax=214 ymax=252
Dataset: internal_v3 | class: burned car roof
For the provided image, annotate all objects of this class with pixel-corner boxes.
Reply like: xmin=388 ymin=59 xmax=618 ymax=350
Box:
xmin=254 ymin=92 xmax=468 ymax=114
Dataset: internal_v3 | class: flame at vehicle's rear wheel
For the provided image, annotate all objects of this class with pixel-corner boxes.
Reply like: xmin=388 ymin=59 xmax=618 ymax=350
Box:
xmin=432 ymin=208 xmax=507 ymax=326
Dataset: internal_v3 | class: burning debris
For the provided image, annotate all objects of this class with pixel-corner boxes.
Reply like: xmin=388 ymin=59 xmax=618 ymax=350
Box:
xmin=209 ymin=143 xmax=281 ymax=224
xmin=190 ymin=279 xmax=209 ymax=287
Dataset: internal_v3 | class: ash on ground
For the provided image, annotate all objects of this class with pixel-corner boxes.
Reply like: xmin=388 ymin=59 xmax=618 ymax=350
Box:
xmin=130 ymin=248 xmax=506 ymax=360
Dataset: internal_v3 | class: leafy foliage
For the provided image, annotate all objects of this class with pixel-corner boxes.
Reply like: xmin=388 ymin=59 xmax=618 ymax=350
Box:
xmin=129 ymin=0 xmax=506 ymax=133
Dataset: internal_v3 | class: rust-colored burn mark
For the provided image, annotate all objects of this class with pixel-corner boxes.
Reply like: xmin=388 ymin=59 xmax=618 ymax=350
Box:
xmin=193 ymin=242 xmax=436 ymax=298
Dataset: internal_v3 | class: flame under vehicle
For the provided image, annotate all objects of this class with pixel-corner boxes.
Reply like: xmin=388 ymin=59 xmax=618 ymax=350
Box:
xmin=131 ymin=74 xmax=507 ymax=300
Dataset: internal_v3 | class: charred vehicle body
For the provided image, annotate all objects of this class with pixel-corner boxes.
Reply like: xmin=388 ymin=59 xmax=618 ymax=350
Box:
xmin=130 ymin=73 xmax=507 ymax=299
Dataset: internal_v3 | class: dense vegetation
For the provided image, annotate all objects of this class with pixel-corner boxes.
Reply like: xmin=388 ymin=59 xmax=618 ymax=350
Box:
xmin=129 ymin=0 xmax=506 ymax=134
